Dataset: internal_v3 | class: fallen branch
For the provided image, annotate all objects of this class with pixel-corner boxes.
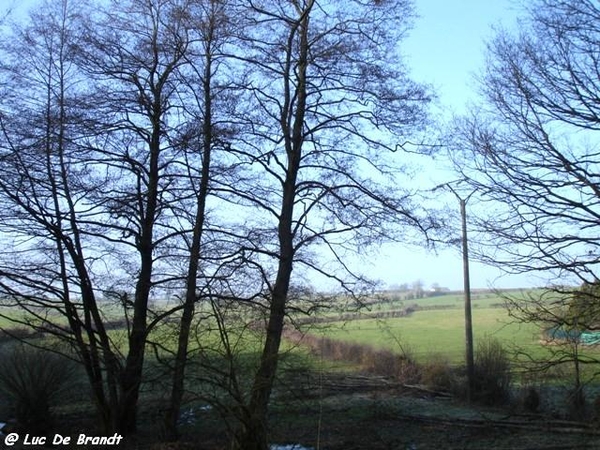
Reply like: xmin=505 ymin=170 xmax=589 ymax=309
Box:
xmin=396 ymin=412 xmax=600 ymax=435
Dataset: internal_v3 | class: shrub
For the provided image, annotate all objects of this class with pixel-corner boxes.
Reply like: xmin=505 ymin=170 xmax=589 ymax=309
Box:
xmin=567 ymin=387 xmax=586 ymax=420
xmin=0 ymin=344 xmax=77 ymax=434
xmin=362 ymin=345 xmax=420 ymax=383
xmin=421 ymin=355 xmax=456 ymax=392
xmin=394 ymin=348 xmax=421 ymax=385
xmin=472 ymin=337 xmax=512 ymax=405
xmin=521 ymin=386 xmax=540 ymax=413
xmin=592 ymin=394 xmax=600 ymax=422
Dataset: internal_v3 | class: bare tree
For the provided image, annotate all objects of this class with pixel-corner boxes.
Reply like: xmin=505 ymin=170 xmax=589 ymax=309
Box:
xmin=0 ymin=0 xmax=122 ymax=431
xmin=217 ymin=1 xmax=433 ymax=448
xmin=450 ymin=0 xmax=600 ymax=415
xmin=72 ymin=0 xmax=211 ymax=433
xmin=504 ymin=286 xmax=600 ymax=417
xmin=452 ymin=0 xmax=600 ymax=285
xmin=161 ymin=0 xmax=238 ymax=439
xmin=0 ymin=0 xmax=214 ymax=434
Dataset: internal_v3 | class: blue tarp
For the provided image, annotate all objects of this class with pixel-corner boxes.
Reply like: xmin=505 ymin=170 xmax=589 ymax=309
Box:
xmin=545 ymin=326 xmax=600 ymax=345
xmin=580 ymin=331 xmax=600 ymax=345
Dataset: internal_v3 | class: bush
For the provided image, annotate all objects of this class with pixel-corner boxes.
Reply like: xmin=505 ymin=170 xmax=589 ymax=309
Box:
xmin=394 ymin=347 xmax=421 ymax=385
xmin=365 ymin=349 xmax=420 ymax=383
xmin=520 ymin=386 xmax=541 ymax=413
xmin=421 ymin=355 xmax=456 ymax=392
xmin=567 ymin=386 xmax=586 ymax=420
xmin=472 ymin=337 xmax=512 ymax=405
xmin=0 ymin=344 xmax=77 ymax=434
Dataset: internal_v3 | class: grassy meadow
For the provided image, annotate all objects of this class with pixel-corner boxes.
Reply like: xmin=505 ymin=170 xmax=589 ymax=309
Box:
xmin=315 ymin=307 xmax=539 ymax=363
xmin=301 ymin=289 xmax=600 ymax=372
xmin=2 ymin=289 xmax=598 ymax=374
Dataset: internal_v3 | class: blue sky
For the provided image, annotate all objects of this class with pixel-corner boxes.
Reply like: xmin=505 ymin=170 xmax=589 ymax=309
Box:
xmin=3 ymin=0 xmax=538 ymax=290
xmin=362 ymin=0 xmax=532 ymax=291
xmin=405 ymin=0 xmax=521 ymax=114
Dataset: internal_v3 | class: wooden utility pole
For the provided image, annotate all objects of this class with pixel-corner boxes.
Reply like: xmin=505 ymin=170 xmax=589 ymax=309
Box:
xmin=434 ymin=182 xmax=475 ymax=401
xmin=460 ymin=196 xmax=475 ymax=402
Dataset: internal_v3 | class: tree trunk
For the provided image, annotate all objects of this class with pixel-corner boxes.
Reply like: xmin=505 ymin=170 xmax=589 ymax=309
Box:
xmin=234 ymin=288 xmax=289 ymax=450
xmin=163 ymin=23 xmax=216 ymax=438
xmin=118 ymin=103 xmax=161 ymax=433
xmin=233 ymin=4 xmax=310 ymax=447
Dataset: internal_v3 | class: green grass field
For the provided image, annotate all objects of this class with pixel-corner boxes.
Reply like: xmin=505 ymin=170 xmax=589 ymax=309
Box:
xmin=2 ymin=289 xmax=599 ymax=384
xmin=304 ymin=290 xmax=600 ymax=369
xmin=312 ymin=307 xmax=538 ymax=362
